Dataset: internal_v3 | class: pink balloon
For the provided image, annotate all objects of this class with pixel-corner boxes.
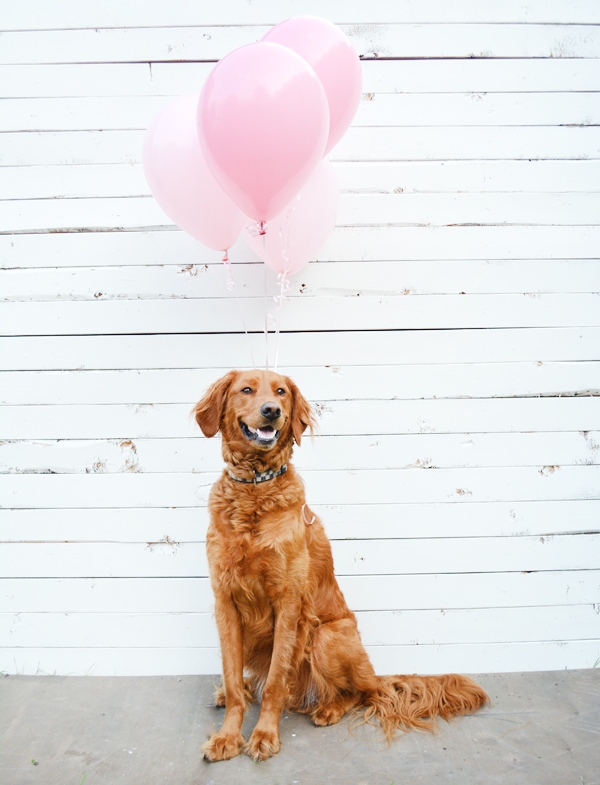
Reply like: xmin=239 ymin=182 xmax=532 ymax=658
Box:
xmin=197 ymin=42 xmax=329 ymax=224
xmin=262 ymin=17 xmax=362 ymax=156
xmin=143 ymin=94 xmax=245 ymax=251
xmin=244 ymin=159 xmax=339 ymax=275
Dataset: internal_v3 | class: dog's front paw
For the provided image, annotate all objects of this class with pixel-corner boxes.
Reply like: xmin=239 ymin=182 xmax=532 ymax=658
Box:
xmin=245 ymin=728 xmax=281 ymax=761
xmin=202 ymin=731 xmax=245 ymax=762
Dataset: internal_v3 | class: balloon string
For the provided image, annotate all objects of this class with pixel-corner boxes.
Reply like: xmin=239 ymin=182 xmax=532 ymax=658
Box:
xmin=272 ymin=270 xmax=291 ymax=373
xmin=223 ymin=254 xmax=256 ymax=369
xmin=247 ymin=223 xmax=270 ymax=369
xmin=263 ymin=244 xmax=269 ymax=370
xmin=268 ymin=195 xmax=299 ymax=373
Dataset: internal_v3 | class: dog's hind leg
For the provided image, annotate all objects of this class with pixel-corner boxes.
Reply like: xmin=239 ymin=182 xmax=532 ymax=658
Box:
xmin=308 ymin=617 xmax=379 ymax=723
xmin=311 ymin=692 xmax=362 ymax=726
xmin=309 ymin=617 xmax=488 ymax=739
xmin=307 ymin=616 xmax=488 ymax=739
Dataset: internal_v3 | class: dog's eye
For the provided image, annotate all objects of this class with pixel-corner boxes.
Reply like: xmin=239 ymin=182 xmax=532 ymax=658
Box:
xmin=241 ymin=387 xmax=253 ymax=394
xmin=276 ymin=388 xmax=286 ymax=396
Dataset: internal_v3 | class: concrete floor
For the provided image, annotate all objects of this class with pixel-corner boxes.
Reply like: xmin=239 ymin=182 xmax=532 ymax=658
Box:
xmin=1 ymin=670 xmax=599 ymax=785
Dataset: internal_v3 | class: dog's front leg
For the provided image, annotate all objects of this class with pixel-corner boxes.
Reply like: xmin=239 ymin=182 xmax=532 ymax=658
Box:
xmin=245 ymin=592 xmax=302 ymax=761
xmin=202 ymin=592 xmax=246 ymax=762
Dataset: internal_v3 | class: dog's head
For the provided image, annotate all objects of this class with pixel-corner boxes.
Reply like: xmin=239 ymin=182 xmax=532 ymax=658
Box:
xmin=194 ymin=370 xmax=314 ymax=457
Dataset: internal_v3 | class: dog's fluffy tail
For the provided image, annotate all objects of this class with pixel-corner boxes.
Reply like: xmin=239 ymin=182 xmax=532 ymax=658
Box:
xmin=360 ymin=674 xmax=489 ymax=741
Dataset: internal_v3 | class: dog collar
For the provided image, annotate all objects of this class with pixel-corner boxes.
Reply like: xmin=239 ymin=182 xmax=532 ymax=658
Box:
xmin=228 ymin=464 xmax=288 ymax=485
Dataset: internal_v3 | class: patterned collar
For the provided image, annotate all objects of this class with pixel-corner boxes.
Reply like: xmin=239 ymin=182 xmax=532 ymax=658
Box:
xmin=228 ymin=464 xmax=288 ymax=485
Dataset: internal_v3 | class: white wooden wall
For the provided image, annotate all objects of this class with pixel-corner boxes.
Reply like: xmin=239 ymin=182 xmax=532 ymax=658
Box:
xmin=1 ymin=0 xmax=599 ymax=676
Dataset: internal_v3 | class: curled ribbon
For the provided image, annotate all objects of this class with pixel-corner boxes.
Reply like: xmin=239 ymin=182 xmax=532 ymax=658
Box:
xmin=222 ymin=250 xmax=235 ymax=290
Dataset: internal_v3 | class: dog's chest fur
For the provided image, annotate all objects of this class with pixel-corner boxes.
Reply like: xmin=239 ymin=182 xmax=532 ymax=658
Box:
xmin=206 ymin=473 xmax=309 ymax=616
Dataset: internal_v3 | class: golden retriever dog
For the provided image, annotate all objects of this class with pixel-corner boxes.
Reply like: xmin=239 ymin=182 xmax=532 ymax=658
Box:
xmin=195 ymin=369 xmax=488 ymax=762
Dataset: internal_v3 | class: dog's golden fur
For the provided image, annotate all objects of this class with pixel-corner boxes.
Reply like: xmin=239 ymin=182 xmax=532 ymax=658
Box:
xmin=195 ymin=370 xmax=488 ymax=762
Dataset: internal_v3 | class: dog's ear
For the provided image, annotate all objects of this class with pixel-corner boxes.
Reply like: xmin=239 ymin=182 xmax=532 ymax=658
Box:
xmin=194 ymin=371 xmax=237 ymax=438
xmin=288 ymin=378 xmax=316 ymax=446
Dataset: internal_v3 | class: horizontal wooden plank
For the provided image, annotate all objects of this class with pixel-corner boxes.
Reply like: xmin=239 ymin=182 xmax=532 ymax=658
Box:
xmin=2 ymin=639 xmax=598 ymax=675
xmin=4 ymin=192 xmax=600 ymax=234
xmin=0 ymin=130 xmax=145 ymax=167
xmin=3 ymin=127 xmax=600 ymax=168
xmin=0 ymin=195 xmax=165 ymax=233
xmin=368 ymin=640 xmax=600 ymax=675
xmin=0 ymin=228 xmax=256 ymax=270
xmin=1 ymin=611 xmax=223 ymax=649
xmin=2 ymin=500 xmax=599 ymax=541
xmin=361 ymin=606 xmax=600 ymax=646
xmin=344 ymin=572 xmax=600 ymax=614
xmin=4 ymin=0 xmax=599 ymax=29
xmin=2 ymin=534 xmax=599 ymax=578
xmin=362 ymin=57 xmax=600 ymax=94
xmin=3 ymin=227 xmax=600 ymax=271
xmin=3 ymin=604 xmax=598 ymax=648
xmin=288 ymin=226 xmax=600 ymax=262
xmin=335 ymin=127 xmax=600 ymax=162
xmin=3 ymin=161 xmax=599 ymax=201
xmin=3 ymin=362 xmax=600 ymax=405
xmin=2 ymin=398 xmax=599 ymax=440
xmin=335 ymin=160 xmax=600 ymax=195
xmin=4 ymin=59 xmax=600 ymax=98
xmin=0 ymin=578 xmax=214 ymax=613
xmin=4 ymin=261 xmax=600 ymax=303
xmin=5 ymin=92 xmax=599 ymax=133
xmin=3 ymin=430 xmax=598 ymax=475
xmin=0 ymin=163 xmax=148 ymax=200
xmin=334 ymin=533 xmax=600 ymax=576
xmin=2 ymin=24 xmax=599 ymax=65
xmin=0 ymin=541 xmax=206 ymax=579
xmin=2 ymin=465 xmax=599 ymax=509
xmin=339 ymin=91 xmax=600 ymax=128
xmin=0 ymin=645 xmax=220 ymax=676
xmin=3 ymin=293 xmax=599 ymax=336
xmin=0 ymin=506 xmax=212 ymax=543
xmin=4 ymin=570 xmax=598 ymax=613
xmin=1 ymin=328 xmax=597 ymax=371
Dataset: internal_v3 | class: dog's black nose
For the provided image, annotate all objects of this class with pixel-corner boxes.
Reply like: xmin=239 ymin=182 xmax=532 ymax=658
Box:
xmin=260 ymin=402 xmax=281 ymax=421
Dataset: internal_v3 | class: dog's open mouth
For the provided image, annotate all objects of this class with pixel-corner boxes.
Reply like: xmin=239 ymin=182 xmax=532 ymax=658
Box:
xmin=240 ymin=421 xmax=280 ymax=446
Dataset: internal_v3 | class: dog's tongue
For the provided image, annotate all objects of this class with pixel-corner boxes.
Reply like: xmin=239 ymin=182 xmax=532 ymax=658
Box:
xmin=258 ymin=426 xmax=275 ymax=439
